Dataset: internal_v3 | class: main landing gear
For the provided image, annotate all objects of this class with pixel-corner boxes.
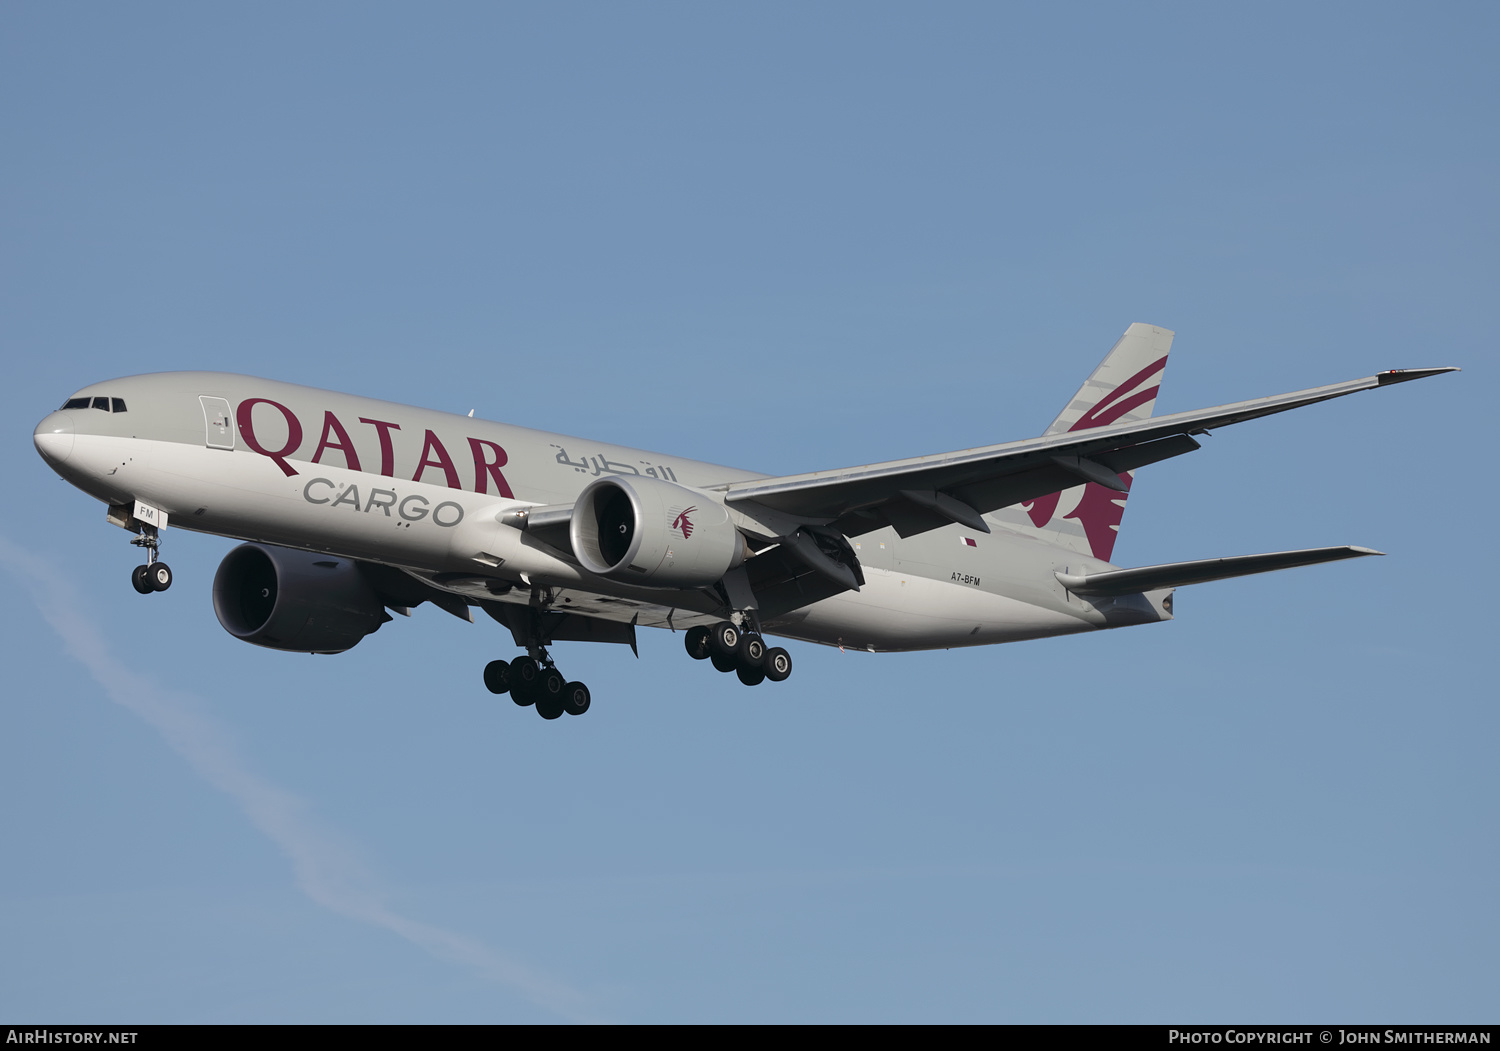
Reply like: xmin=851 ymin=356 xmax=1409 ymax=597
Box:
xmin=482 ymin=652 xmax=591 ymax=721
xmin=685 ymin=621 xmax=792 ymax=687
xmin=128 ymin=524 xmax=173 ymax=594
xmin=479 ymin=584 xmax=591 ymax=721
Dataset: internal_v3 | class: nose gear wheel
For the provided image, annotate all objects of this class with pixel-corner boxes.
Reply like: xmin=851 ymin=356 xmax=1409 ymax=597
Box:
xmin=126 ymin=522 xmax=172 ymax=593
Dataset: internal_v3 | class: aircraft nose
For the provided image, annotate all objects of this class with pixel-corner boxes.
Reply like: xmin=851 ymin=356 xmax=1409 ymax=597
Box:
xmin=34 ymin=411 xmax=75 ymax=468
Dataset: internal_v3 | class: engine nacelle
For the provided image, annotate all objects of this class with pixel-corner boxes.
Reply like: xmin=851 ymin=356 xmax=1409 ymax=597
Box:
xmin=570 ymin=475 xmax=744 ymax=588
xmin=212 ymin=543 xmax=390 ymax=654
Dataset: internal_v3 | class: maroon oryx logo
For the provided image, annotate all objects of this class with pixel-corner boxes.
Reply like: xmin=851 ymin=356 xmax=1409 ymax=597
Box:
xmin=1022 ymin=354 xmax=1167 ymax=562
xmin=671 ymin=506 xmax=697 ymax=539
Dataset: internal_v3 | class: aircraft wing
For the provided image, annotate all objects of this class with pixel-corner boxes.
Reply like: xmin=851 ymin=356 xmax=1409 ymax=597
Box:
xmin=1054 ymin=545 xmax=1383 ymax=596
xmin=720 ymin=368 xmax=1457 ymax=538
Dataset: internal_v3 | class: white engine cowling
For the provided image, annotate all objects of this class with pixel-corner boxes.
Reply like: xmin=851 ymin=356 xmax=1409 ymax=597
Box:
xmin=569 ymin=476 xmax=744 ymax=588
xmin=212 ymin=543 xmax=391 ymax=654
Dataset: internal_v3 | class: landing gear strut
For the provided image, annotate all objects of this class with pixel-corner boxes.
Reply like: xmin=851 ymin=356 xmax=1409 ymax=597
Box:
xmin=481 ymin=599 xmax=592 ymax=720
xmin=685 ymin=620 xmax=792 ymax=688
xmin=129 ymin=524 xmax=172 ymax=594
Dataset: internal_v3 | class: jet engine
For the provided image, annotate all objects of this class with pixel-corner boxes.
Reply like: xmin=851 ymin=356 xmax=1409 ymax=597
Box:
xmin=212 ymin=543 xmax=391 ymax=654
xmin=570 ymin=475 xmax=745 ymax=588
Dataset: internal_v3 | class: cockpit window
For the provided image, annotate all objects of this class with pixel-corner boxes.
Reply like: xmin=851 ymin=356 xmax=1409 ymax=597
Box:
xmin=60 ymin=395 xmax=127 ymax=412
xmin=59 ymin=395 xmax=126 ymax=410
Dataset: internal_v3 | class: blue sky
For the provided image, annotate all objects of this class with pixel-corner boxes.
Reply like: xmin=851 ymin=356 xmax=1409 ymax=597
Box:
xmin=2 ymin=2 xmax=1494 ymax=1022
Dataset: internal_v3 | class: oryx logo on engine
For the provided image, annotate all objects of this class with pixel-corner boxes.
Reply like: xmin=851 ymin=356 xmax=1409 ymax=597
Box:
xmin=670 ymin=506 xmax=696 ymax=539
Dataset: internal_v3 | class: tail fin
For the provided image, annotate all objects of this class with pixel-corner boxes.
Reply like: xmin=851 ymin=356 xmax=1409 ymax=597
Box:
xmin=995 ymin=323 xmax=1175 ymax=562
xmin=1043 ymin=322 xmax=1174 ymax=435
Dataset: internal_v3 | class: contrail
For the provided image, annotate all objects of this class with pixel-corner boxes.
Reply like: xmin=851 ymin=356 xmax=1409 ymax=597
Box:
xmin=1 ymin=539 xmax=595 ymax=1022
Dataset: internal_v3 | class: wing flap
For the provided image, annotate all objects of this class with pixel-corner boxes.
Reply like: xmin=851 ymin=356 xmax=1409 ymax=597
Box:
xmin=481 ymin=601 xmax=639 ymax=649
xmin=833 ymin=432 xmax=1204 ymax=537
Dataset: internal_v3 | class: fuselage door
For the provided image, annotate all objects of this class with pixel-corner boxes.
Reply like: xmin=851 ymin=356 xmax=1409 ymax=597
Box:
xmin=200 ymin=396 xmax=235 ymax=450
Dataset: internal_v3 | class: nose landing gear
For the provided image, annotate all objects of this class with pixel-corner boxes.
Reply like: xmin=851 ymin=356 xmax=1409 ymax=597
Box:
xmin=128 ymin=523 xmax=172 ymax=593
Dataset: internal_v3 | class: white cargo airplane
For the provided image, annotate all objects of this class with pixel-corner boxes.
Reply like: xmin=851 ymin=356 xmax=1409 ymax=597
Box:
xmin=33 ymin=324 xmax=1454 ymax=719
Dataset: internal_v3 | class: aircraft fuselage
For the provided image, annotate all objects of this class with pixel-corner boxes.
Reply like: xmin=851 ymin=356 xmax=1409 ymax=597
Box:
xmin=33 ymin=371 xmax=1161 ymax=654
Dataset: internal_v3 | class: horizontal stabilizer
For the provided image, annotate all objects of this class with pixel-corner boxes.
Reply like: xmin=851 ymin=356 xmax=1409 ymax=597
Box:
xmin=1054 ymin=545 xmax=1384 ymax=596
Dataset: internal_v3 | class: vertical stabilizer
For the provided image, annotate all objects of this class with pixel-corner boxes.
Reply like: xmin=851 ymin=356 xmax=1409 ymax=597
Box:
xmin=1044 ymin=323 xmax=1174 ymax=435
xmin=993 ymin=323 xmax=1174 ymax=562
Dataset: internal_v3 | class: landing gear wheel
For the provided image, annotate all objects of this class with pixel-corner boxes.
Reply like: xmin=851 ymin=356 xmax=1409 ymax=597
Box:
xmin=483 ymin=660 xmax=512 ymax=695
xmin=128 ymin=524 xmax=166 ymax=592
xmin=509 ymin=656 xmax=540 ymax=705
xmin=710 ymin=651 xmax=738 ymax=674
xmin=563 ymin=682 xmax=591 ymax=716
xmin=736 ymin=665 xmax=765 ymax=687
xmin=532 ymin=668 xmax=566 ymax=720
xmin=537 ymin=667 xmax=565 ymax=704
xmin=764 ymin=647 xmax=792 ymax=682
xmin=739 ymin=634 xmax=766 ymax=670
xmin=684 ymin=625 xmax=712 ymax=660
xmin=708 ymin=621 xmax=740 ymax=660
